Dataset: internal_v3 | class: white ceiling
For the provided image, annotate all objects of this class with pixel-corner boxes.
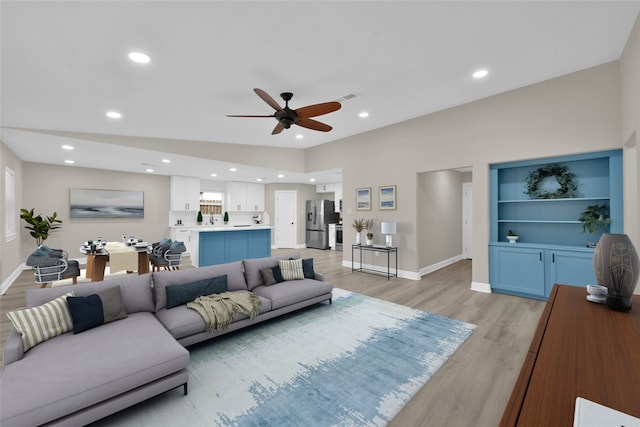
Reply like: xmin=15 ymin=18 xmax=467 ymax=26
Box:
xmin=2 ymin=1 xmax=639 ymax=184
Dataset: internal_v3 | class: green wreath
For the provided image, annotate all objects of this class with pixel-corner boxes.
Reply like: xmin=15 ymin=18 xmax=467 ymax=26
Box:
xmin=524 ymin=164 xmax=577 ymax=199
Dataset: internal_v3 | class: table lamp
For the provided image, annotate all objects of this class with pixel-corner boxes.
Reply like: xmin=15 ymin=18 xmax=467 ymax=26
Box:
xmin=381 ymin=222 xmax=397 ymax=247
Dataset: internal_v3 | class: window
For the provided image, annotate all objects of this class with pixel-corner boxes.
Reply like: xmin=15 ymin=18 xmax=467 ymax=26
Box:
xmin=4 ymin=167 xmax=16 ymax=242
xmin=200 ymin=191 xmax=224 ymax=215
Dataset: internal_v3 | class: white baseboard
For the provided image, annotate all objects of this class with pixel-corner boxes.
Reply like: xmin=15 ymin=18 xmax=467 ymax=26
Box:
xmin=341 ymin=260 xmax=420 ymax=280
xmin=1 ymin=263 xmax=27 ymax=296
xmin=471 ymin=281 xmax=492 ymax=293
xmin=419 ymin=254 xmax=464 ymax=277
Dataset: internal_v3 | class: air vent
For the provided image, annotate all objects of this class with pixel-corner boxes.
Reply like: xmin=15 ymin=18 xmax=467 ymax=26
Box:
xmin=343 ymin=93 xmax=357 ymax=100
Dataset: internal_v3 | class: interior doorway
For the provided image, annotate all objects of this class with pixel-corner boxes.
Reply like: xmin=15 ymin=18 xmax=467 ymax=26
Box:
xmin=275 ymin=190 xmax=297 ymax=248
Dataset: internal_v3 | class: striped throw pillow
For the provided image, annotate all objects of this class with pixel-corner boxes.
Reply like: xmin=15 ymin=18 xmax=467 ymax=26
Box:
xmin=6 ymin=292 xmax=75 ymax=351
xmin=278 ymin=258 xmax=304 ymax=281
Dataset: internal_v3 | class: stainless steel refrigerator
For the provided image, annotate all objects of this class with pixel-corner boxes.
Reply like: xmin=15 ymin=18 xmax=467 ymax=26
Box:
xmin=306 ymin=200 xmax=339 ymax=249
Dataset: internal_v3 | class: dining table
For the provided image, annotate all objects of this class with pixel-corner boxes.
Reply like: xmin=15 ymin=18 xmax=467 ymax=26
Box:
xmin=84 ymin=241 xmax=150 ymax=282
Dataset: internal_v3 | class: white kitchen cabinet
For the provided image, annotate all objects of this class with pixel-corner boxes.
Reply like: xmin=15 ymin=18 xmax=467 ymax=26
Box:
xmin=334 ymin=183 xmax=343 ymax=213
xmin=170 ymin=176 xmax=200 ymax=211
xmin=316 ymin=183 xmax=334 ymax=193
xmin=226 ymin=182 xmax=265 ymax=212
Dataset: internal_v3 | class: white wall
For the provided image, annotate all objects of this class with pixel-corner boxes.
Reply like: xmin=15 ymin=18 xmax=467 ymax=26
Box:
xmin=306 ymin=61 xmax=624 ymax=284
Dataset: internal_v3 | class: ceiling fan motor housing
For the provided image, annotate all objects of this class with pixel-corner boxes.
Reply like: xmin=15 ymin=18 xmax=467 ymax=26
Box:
xmin=275 ymin=108 xmax=299 ymax=128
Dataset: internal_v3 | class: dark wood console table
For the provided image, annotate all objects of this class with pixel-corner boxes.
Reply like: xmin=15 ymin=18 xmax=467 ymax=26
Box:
xmin=500 ymin=284 xmax=640 ymax=426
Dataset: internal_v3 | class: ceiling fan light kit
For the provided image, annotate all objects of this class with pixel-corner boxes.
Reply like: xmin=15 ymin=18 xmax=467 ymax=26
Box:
xmin=227 ymin=88 xmax=341 ymax=135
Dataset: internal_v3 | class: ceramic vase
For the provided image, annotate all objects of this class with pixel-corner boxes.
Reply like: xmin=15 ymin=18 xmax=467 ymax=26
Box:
xmin=356 ymin=232 xmax=361 ymax=245
xmin=593 ymin=233 xmax=639 ymax=311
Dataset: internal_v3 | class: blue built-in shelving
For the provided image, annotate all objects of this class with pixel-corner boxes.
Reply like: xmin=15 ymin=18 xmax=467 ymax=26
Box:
xmin=489 ymin=150 xmax=623 ymax=299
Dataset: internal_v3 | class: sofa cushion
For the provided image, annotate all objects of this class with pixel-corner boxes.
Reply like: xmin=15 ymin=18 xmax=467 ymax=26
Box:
xmin=165 ymin=275 xmax=228 ymax=309
xmin=260 ymin=268 xmax=276 ymax=286
xmin=279 ymin=258 xmax=304 ymax=280
xmin=243 ymin=253 xmax=300 ymax=290
xmin=66 ymin=287 xmax=128 ymax=334
xmin=25 ymin=274 xmax=154 ymax=313
xmin=152 ymin=261 xmax=247 ymax=311
xmin=252 ymin=279 xmax=333 ymax=310
xmin=0 ymin=313 xmax=189 ymax=427
xmin=155 ymin=291 xmax=272 ymax=339
xmin=6 ymin=292 xmax=75 ymax=351
xmin=302 ymin=258 xmax=315 ymax=279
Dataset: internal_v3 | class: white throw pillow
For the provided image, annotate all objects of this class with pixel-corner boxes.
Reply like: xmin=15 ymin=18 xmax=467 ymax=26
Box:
xmin=6 ymin=292 xmax=75 ymax=351
xmin=278 ymin=258 xmax=304 ymax=281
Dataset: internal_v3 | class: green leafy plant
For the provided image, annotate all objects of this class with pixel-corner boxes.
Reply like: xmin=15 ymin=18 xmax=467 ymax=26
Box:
xmin=197 ymin=211 xmax=203 ymax=223
xmin=507 ymin=230 xmax=518 ymax=236
xmin=20 ymin=208 xmax=63 ymax=246
xmin=223 ymin=211 xmax=229 ymax=223
xmin=524 ymin=164 xmax=577 ymax=199
xmin=578 ymin=203 xmax=611 ymax=234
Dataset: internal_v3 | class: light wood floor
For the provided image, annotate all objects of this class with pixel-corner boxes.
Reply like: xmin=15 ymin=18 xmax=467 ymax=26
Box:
xmin=0 ymin=248 xmax=545 ymax=427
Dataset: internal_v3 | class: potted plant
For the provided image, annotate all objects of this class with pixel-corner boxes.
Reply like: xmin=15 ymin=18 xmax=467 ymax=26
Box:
xmin=579 ymin=203 xmax=611 ymax=234
xmin=223 ymin=211 xmax=229 ymax=224
xmin=364 ymin=218 xmax=375 ymax=245
xmin=352 ymin=218 xmax=365 ymax=245
xmin=197 ymin=210 xmax=203 ymax=225
xmin=507 ymin=230 xmax=519 ymax=244
xmin=20 ymin=208 xmax=63 ymax=246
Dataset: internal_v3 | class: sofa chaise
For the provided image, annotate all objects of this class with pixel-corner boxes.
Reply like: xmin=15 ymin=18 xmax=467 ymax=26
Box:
xmin=0 ymin=253 xmax=332 ymax=427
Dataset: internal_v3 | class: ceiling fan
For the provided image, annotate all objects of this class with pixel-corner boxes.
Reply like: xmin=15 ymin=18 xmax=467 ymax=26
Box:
xmin=227 ymin=88 xmax=341 ymax=135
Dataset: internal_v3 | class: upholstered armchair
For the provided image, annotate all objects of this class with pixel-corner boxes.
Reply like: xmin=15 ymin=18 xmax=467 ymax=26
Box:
xmin=150 ymin=239 xmax=186 ymax=271
xmin=25 ymin=246 xmax=81 ymax=288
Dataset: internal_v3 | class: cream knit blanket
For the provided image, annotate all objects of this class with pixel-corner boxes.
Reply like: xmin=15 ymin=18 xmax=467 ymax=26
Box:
xmin=187 ymin=292 xmax=262 ymax=333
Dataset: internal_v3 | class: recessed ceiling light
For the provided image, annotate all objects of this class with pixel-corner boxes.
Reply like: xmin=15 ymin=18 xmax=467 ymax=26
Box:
xmin=230 ymin=168 xmax=237 ymax=172
xmin=278 ymin=174 xmax=284 ymax=178
xmin=472 ymin=69 xmax=489 ymax=79
xmin=296 ymin=134 xmax=303 ymax=139
xmin=162 ymin=159 xmax=171 ymax=163
xmin=359 ymin=112 xmax=369 ymax=118
xmin=309 ymin=178 xmax=316 ymax=182
xmin=106 ymin=111 xmax=122 ymax=119
xmin=64 ymin=160 xmax=75 ymax=164
xmin=146 ymin=168 xmax=154 ymax=173
xmin=128 ymin=52 xmax=151 ymax=64
xmin=210 ymin=173 xmax=218 ymax=177
xmin=61 ymin=145 xmax=74 ymax=150
xmin=256 ymin=178 xmax=262 ymax=182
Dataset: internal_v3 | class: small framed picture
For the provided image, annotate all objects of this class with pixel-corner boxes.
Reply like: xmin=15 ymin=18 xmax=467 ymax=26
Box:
xmin=379 ymin=185 xmax=396 ymax=210
xmin=356 ymin=187 xmax=371 ymax=211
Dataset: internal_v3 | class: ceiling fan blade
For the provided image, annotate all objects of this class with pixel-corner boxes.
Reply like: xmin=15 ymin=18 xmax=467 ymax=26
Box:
xmin=296 ymin=117 xmax=332 ymax=132
xmin=226 ymin=114 xmax=274 ymax=118
xmin=296 ymin=101 xmax=341 ymax=118
xmin=254 ymin=88 xmax=283 ymax=111
xmin=272 ymin=122 xmax=285 ymax=135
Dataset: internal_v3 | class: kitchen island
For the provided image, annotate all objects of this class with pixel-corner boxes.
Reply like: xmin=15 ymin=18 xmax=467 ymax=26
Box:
xmin=170 ymin=225 xmax=271 ymax=267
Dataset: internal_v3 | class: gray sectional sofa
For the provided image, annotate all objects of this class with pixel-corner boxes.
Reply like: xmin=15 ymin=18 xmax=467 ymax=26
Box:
xmin=0 ymin=253 xmax=332 ymax=427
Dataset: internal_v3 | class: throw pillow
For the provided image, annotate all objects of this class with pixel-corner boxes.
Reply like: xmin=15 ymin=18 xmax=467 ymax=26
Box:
xmin=279 ymin=258 xmax=304 ymax=281
xmin=302 ymin=258 xmax=315 ymax=279
xmin=272 ymin=265 xmax=284 ymax=283
xmin=165 ymin=275 xmax=228 ymax=309
xmin=66 ymin=287 xmax=128 ymax=334
xmin=7 ymin=292 xmax=75 ymax=351
xmin=260 ymin=268 xmax=276 ymax=286
xmin=33 ymin=245 xmax=51 ymax=257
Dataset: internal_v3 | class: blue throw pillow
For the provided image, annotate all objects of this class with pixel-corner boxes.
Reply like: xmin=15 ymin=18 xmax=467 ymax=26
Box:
xmin=66 ymin=287 xmax=128 ymax=334
xmin=33 ymin=245 xmax=51 ymax=257
xmin=271 ymin=265 xmax=284 ymax=284
xmin=67 ymin=294 xmax=104 ymax=334
xmin=165 ymin=275 xmax=228 ymax=309
xmin=302 ymin=258 xmax=315 ymax=279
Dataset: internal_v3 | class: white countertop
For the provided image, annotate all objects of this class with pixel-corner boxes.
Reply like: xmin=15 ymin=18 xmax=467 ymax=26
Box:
xmin=169 ymin=225 xmax=272 ymax=232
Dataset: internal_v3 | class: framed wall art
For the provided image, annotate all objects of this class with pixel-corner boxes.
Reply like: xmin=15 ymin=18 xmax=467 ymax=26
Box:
xmin=356 ymin=187 xmax=371 ymax=211
xmin=70 ymin=189 xmax=144 ymax=218
xmin=379 ymin=185 xmax=397 ymax=210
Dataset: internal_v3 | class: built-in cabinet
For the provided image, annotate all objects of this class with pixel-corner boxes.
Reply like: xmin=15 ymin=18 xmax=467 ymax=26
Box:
xmin=489 ymin=150 xmax=623 ymax=300
xmin=170 ymin=176 xmax=200 ymax=211
xmin=316 ymin=182 xmax=343 ymax=213
xmin=198 ymin=229 xmax=271 ymax=266
xmin=226 ymin=182 xmax=265 ymax=212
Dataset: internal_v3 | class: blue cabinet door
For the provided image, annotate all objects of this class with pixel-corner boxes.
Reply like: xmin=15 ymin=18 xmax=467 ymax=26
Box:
xmin=545 ymin=249 xmax=595 ymax=297
xmin=199 ymin=232 xmax=226 ymax=266
xmin=248 ymin=229 xmax=271 ymax=258
xmin=199 ymin=229 xmax=272 ymax=266
xmin=490 ymin=245 xmax=545 ymax=299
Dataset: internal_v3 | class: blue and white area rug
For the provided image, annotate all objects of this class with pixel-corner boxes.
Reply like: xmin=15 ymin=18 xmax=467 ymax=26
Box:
xmin=94 ymin=288 xmax=476 ymax=427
